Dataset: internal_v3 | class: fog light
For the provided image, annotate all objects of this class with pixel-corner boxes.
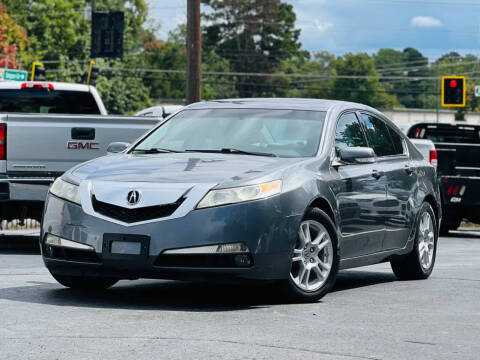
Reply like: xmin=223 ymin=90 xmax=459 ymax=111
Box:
xmin=234 ymin=254 xmax=252 ymax=267
xmin=45 ymin=234 xmax=94 ymax=252
xmin=164 ymin=242 xmax=249 ymax=255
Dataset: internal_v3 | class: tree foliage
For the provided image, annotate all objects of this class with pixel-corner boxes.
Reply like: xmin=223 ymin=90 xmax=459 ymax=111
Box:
xmin=203 ymin=0 xmax=305 ymax=97
xmin=1 ymin=1 xmax=479 ymax=113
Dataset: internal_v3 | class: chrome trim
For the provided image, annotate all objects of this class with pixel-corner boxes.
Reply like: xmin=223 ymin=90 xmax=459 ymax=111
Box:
xmin=435 ymin=142 xmax=480 ymax=147
xmin=455 ymin=166 xmax=480 ymax=171
xmin=45 ymin=234 xmax=95 ymax=252
xmin=79 ymin=180 xmax=217 ymax=227
xmin=163 ymin=243 xmax=249 ymax=254
xmin=0 ymin=177 xmax=55 ymax=183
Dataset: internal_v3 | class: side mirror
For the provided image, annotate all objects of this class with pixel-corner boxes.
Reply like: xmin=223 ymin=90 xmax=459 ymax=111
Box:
xmin=107 ymin=142 xmax=130 ymax=155
xmin=338 ymin=147 xmax=375 ymax=164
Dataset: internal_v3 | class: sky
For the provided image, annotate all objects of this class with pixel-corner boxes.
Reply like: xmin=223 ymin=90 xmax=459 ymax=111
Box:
xmin=147 ymin=0 xmax=480 ymax=61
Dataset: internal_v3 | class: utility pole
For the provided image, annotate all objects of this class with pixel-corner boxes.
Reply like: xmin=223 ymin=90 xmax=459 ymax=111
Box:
xmin=186 ymin=0 xmax=201 ymax=104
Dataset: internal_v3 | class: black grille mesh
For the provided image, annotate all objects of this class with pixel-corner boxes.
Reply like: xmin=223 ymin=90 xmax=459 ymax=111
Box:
xmin=92 ymin=195 xmax=184 ymax=223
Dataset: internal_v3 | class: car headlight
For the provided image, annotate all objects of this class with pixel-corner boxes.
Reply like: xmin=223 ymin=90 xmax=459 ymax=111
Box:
xmin=197 ymin=180 xmax=282 ymax=209
xmin=49 ymin=178 xmax=81 ymax=205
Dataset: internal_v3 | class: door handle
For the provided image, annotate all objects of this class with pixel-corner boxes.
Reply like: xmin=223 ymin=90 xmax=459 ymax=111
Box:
xmin=371 ymin=170 xmax=384 ymax=180
xmin=404 ymin=164 xmax=415 ymax=175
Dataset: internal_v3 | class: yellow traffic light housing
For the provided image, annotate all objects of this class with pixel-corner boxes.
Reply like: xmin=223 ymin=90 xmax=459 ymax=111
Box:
xmin=86 ymin=60 xmax=99 ymax=86
xmin=441 ymin=76 xmax=466 ymax=107
xmin=31 ymin=61 xmax=45 ymax=81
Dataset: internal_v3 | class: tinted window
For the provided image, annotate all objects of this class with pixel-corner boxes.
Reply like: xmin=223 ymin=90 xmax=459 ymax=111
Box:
xmin=386 ymin=124 xmax=405 ymax=155
xmin=0 ymin=89 xmax=101 ymax=114
xmin=360 ymin=114 xmax=397 ymax=157
xmin=335 ymin=113 xmax=367 ymax=155
xmin=132 ymin=109 xmax=326 ymax=158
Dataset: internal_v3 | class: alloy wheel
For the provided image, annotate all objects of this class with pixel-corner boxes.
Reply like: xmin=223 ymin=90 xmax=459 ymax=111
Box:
xmin=290 ymin=220 xmax=333 ymax=292
xmin=418 ymin=212 xmax=435 ymax=270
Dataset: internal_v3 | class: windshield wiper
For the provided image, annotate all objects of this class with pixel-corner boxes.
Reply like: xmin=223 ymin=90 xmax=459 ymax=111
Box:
xmin=185 ymin=148 xmax=277 ymax=157
xmin=132 ymin=147 xmax=183 ymax=154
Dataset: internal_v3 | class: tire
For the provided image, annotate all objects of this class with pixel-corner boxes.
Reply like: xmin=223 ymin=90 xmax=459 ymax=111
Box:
xmin=50 ymin=272 xmax=118 ymax=291
xmin=279 ymin=207 xmax=339 ymax=302
xmin=390 ymin=202 xmax=438 ymax=280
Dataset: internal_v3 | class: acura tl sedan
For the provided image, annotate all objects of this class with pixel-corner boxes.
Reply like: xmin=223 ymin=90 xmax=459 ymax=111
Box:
xmin=41 ymin=99 xmax=441 ymax=302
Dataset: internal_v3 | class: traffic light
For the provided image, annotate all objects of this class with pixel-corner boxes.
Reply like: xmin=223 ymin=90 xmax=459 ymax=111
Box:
xmin=86 ymin=60 xmax=99 ymax=86
xmin=31 ymin=61 xmax=45 ymax=81
xmin=442 ymin=76 xmax=466 ymax=107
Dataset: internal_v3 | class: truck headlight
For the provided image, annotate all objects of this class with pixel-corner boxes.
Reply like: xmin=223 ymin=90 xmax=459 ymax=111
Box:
xmin=49 ymin=178 xmax=81 ymax=205
xmin=197 ymin=180 xmax=282 ymax=209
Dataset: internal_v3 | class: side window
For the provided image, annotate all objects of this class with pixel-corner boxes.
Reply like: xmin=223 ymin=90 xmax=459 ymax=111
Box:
xmin=359 ymin=114 xmax=397 ymax=157
xmin=386 ymin=124 xmax=405 ymax=155
xmin=335 ymin=113 xmax=368 ymax=155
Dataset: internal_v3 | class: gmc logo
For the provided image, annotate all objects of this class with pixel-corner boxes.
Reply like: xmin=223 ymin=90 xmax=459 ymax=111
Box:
xmin=67 ymin=141 xmax=100 ymax=150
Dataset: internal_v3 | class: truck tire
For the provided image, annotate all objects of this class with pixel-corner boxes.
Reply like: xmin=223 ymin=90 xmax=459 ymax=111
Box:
xmin=391 ymin=202 xmax=437 ymax=280
xmin=50 ymin=272 xmax=118 ymax=291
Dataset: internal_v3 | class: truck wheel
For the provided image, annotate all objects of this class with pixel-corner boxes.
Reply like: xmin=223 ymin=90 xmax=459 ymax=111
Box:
xmin=391 ymin=202 xmax=437 ymax=280
xmin=280 ymin=208 xmax=339 ymax=302
xmin=50 ymin=272 xmax=118 ymax=291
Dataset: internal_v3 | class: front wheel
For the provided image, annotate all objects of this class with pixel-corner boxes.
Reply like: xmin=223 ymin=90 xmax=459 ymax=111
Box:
xmin=280 ymin=208 xmax=339 ymax=302
xmin=50 ymin=272 xmax=118 ymax=291
xmin=390 ymin=202 xmax=437 ymax=280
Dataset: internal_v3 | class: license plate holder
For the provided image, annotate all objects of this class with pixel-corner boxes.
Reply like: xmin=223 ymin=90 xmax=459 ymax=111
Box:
xmin=103 ymin=234 xmax=150 ymax=260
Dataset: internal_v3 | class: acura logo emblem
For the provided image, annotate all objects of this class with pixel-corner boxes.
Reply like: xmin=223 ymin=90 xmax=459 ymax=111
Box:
xmin=127 ymin=190 xmax=141 ymax=205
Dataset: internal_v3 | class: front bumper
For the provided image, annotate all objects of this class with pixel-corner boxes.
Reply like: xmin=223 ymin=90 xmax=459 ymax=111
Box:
xmin=41 ymin=194 xmax=301 ymax=281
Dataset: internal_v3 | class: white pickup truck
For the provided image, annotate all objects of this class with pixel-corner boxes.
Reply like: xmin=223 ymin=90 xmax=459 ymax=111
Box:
xmin=0 ymin=81 xmax=160 ymax=223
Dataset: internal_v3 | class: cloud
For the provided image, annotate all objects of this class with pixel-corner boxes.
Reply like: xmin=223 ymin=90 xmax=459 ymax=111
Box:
xmin=411 ymin=16 xmax=443 ymax=28
xmin=314 ymin=19 xmax=333 ymax=32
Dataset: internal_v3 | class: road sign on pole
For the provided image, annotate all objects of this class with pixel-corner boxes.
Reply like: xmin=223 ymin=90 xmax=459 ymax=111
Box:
xmin=475 ymin=86 xmax=480 ymax=97
xmin=0 ymin=69 xmax=28 ymax=82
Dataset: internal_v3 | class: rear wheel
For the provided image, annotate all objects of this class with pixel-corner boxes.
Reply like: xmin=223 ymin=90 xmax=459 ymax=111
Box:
xmin=391 ymin=202 xmax=437 ymax=280
xmin=280 ymin=208 xmax=339 ymax=302
xmin=50 ymin=272 xmax=118 ymax=291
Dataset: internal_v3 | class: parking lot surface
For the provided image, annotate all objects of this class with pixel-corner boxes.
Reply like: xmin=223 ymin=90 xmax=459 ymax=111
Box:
xmin=0 ymin=232 xmax=479 ymax=360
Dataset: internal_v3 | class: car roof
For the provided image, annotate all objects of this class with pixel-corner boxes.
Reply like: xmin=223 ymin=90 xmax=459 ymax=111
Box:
xmin=185 ymin=98 xmax=378 ymax=112
xmin=0 ymin=81 xmax=93 ymax=92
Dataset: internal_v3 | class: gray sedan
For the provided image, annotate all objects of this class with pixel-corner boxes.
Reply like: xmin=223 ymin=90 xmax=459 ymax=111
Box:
xmin=41 ymin=99 xmax=441 ymax=302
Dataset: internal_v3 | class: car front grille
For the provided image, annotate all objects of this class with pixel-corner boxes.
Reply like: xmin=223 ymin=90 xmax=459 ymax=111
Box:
xmin=91 ymin=196 xmax=185 ymax=223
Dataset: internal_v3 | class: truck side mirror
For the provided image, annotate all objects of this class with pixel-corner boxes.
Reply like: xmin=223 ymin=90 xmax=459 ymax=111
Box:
xmin=107 ymin=142 xmax=130 ymax=155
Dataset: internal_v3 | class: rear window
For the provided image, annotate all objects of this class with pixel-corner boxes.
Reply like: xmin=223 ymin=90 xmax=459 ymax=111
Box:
xmin=0 ymin=89 xmax=101 ymax=114
xmin=409 ymin=125 xmax=480 ymax=143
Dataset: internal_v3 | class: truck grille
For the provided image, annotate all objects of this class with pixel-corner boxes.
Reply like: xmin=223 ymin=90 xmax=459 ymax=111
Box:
xmin=91 ymin=196 xmax=185 ymax=223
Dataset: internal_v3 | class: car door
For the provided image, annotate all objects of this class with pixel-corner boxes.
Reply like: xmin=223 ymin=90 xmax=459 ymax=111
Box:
xmin=359 ymin=113 xmax=417 ymax=250
xmin=329 ymin=112 xmax=386 ymax=258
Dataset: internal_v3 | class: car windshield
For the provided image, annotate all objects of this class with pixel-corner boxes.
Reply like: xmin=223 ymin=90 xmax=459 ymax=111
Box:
xmin=131 ymin=108 xmax=326 ymax=158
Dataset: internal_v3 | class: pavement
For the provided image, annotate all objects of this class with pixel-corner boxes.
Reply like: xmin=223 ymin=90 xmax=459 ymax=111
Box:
xmin=0 ymin=232 xmax=479 ymax=360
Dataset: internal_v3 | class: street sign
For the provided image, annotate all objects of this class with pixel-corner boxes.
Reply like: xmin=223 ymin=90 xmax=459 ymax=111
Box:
xmin=0 ymin=69 xmax=28 ymax=82
xmin=475 ymin=86 xmax=480 ymax=97
xmin=91 ymin=11 xmax=124 ymax=58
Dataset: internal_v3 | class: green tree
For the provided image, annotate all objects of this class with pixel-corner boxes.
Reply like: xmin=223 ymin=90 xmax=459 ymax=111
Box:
xmin=142 ymin=25 xmax=237 ymax=103
xmin=333 ymin=53 xmax=399 ymax=108
xmin=275 ymin=51 xmax=335 ymax=99
xmin=0 ymin=2 xmax=29 ymax=68
xmin=203 ymin=0 xmax=305 ymax=97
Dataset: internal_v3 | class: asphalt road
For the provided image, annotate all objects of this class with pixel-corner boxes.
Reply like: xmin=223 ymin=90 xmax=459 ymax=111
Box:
xmin=0 ymin=232 xmax=479 ymax=360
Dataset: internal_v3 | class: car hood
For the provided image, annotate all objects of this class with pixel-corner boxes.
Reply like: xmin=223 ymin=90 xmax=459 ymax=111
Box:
xmin=70 ymin=152 xmax=300 ymax=187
